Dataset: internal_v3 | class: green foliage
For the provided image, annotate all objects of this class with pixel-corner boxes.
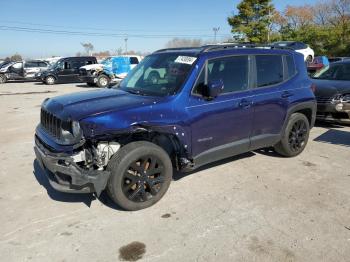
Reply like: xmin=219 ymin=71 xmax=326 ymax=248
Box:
xmin=228 ymin=0 xmax=350 ymax=56
xmin=227 ymin=0 xmax=274 ymax=43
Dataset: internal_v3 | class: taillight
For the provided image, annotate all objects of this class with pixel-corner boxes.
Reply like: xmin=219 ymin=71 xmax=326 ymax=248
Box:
xmin=310 ymin=83 xmax=316 ymax=93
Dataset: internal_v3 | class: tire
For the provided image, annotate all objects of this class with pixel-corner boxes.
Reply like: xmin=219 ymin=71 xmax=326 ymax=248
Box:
xmin=107 ymin=141 xmax=173 ymax=211
xmin=306 ymin=55 xmax=313 ymax=63
xmin=0 ymin=74 xmax=6 ymax=84
xmin=45 ymin=76 xmax=56 ymax=85
xmin=274 ymin=113 xmax=310 ymax=157
xmin=97 ymin=75 xmax=110 ymax=88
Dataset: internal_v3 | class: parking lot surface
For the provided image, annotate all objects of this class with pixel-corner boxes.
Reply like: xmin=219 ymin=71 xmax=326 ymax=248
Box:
xmin=0 ymin=81 xmax=349 ymax=262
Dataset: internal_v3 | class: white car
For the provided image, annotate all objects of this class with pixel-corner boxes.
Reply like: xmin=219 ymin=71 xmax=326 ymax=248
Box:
xmin=271 ymin=41 xmax=314 ymax=62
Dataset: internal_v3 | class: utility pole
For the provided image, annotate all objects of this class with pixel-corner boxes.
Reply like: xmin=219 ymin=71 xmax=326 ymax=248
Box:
xmin=124 ymin=36 xmax=128 ymax=54
xmin=213 ymin=27 xmax=220 ymax=43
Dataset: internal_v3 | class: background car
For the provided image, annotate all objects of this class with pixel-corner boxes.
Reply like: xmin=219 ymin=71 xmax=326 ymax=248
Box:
xmin=271 ymin=41 xmax=314 ymax=62
xmin=0 ymin=60 xmax=49 ymax=84
xmin=312 ymin=60 xmax=350 ymax=123
xmin=40 ymin=56 xmax=97 ymax=85
xmin=307 ymin=56 xmax=329 ymax=76
xmin=79 ymin=55 xmax=142 ymax=87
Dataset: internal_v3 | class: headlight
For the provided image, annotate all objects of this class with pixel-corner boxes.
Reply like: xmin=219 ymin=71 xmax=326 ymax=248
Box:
xmin=331 ymin=94 xmax=343 ymax=104
xmin=72 ymin=121 xmax=81 ymax=137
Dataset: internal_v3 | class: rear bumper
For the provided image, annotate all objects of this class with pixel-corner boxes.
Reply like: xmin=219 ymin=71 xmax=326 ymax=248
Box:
xmin=34 ymin=136 xmax=110 ymax=195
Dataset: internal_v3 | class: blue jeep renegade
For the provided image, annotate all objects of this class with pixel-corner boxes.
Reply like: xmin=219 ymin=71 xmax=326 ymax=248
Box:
xmin=34 ymin=44 xmax=316 ymax=210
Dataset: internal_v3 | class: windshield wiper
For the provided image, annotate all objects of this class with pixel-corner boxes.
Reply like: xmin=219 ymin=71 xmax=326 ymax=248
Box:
xmin=124 ymin=89 xmax=149 ymax=96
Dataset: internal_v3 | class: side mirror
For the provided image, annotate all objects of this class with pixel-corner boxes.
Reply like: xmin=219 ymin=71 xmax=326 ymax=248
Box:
xmin=205 ymin=80 xmax=224 ymax=99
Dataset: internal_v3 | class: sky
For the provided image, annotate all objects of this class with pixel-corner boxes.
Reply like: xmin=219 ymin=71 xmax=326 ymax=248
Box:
xmin=0 ymin=0 xmax=317 ymax=59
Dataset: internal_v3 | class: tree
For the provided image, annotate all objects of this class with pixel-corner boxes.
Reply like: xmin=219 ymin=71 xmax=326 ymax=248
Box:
xmin=227 ymin=0 xmax=275 ymax=43
xmin=81 ymin=42 xmax=94 ymax=55
xmin=10 ymin=54 xmax=22 ymax=61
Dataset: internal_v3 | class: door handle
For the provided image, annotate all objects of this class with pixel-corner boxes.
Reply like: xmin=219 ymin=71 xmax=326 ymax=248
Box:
xmin=239 ymin=99 xmax=252 ymax=108
xmin=281 ymin=91 xmax=293 ymax=98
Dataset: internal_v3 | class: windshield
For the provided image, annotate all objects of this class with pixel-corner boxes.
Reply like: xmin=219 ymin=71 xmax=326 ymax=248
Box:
xmin=48 ymin=59 xmax=63 ymax=69
xmin=313 ymin=63 xmax=350 ymax=80
xmin=118 ymin=53 xmax=196 ymax=96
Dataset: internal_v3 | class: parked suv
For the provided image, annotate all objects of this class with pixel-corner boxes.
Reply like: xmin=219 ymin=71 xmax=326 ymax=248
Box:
xmin=40 ymin=56 xmax=97 ymax=85
xmin=34 ymin=44 xmax=316 ymax=210
xmin=0 ymin=60 xmax=49 ymax=83
xmin=79 ymin=56 xmax=142 ymax=87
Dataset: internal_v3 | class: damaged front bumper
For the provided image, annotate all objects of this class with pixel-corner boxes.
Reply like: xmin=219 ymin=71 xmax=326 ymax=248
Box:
xmin=34 ymin=137 xmax=110 ymax=196
xmin=317 ymin=101 xmax=350 ymax=123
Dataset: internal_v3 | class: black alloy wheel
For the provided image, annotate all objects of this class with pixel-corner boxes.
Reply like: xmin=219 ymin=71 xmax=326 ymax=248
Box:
xmin=288 ymin=119 xmax=308 ymax=152
xmin=122 ymin=156 xmax=165 ymax=202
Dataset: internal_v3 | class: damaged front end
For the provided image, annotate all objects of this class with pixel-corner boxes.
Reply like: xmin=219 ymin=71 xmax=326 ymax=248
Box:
xmin=34 ymin=106 xmax=124 ymax=196
xmin=34 ymin=129 xmax=122 ymax=196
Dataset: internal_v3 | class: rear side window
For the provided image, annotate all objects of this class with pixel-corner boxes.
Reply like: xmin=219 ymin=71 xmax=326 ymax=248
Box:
xmin=256 ymin=55 xmax=283 ymax=87
xmin=285 ymin=55 xmax=296 ymax=78
xmin=25 ymin=62 xmax=36 ymax=68
xmin=130 ymin=57 xmax=139 ymax=64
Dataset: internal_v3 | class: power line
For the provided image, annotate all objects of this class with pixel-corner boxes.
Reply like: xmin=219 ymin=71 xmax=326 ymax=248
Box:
xmin=0 ymin=25 xmax=231 ymax=39
xmin=0 ymin=20 xmax=232 ymax=33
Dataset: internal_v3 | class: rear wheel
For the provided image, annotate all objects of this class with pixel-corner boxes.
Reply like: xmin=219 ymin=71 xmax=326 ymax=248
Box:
xmin=0 ymin=74 xmax=7 ymax=84
xmin=97 ymin=75 xmax=110 ymax=88
xmin=107 ymin=141 xmax=173 ymax=211
xmin=45 ymin=76 xmax=55 ymax=85
xmin=274 ymin=113 xmax=310 ymax=157
xmin=306 ymin=55 xmax=313 ymax=63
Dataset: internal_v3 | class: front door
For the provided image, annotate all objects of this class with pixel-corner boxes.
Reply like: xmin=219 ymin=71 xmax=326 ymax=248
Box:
xmin=187 ymin=55 xmax=253 ymax=166
xmin=57 ymin=60 xmax=76 ymax=83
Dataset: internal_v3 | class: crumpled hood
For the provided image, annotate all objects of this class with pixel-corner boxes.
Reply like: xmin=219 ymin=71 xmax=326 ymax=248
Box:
xmin=42 ymin=89 xmax=163 ymax=121
xmin=312 ymin=79 xmax=350 ymax=98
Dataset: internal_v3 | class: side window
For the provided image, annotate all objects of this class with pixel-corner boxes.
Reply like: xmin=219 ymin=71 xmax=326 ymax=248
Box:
xmin=130 ymin=57 xmax=139 ymax=65
xmin=38 ymin=62 xmax=48 ymax=67
xmin=285 ymin=55 xmax=296 ymax=79
xmin=85 ymin=60 xmax=94 ymax=65
xmin=64 ymin=61 xmax=71 ymax=69
xmin=193 ymin=67 xmax=206 ymax=95
xmin=193 ymin=56 xmax=249 ymax=95
xmin=24 ymin=62 xmax=36 ymax=68
xmin=256 ymin=55 xmax=283 ymax=88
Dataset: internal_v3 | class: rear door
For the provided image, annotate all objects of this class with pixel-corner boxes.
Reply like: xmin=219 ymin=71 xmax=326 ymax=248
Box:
xmin=250 ymin=54 xmax=292 ymax=149
xmin=188 ymin=55 xmax=254 ymax=165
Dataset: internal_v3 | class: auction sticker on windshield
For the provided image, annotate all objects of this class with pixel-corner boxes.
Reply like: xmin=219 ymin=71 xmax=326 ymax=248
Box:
xmin=175 ymin=56 xmax=197 ymax=65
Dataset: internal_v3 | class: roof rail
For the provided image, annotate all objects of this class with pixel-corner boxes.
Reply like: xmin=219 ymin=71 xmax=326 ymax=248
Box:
xmin=201 ymin=43 xmax=294 ymax=52
xmin=154 ymin=47 xmax=202 ymax=53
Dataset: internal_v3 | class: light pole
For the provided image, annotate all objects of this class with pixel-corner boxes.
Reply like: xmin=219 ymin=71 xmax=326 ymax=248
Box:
xmin=124 ymin=37 xmax=128 ymax=54
xmin=213 ymin=27 xmax=220 ymax=43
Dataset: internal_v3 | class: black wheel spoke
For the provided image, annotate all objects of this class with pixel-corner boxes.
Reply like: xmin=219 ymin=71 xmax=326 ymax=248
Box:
xmin=122 ymin=155 xmax=166 ymax=203
xmin=129 ymin=185 xmax=142 ymax=200
xmin=147 ymin=166 xmax=164 ymax=176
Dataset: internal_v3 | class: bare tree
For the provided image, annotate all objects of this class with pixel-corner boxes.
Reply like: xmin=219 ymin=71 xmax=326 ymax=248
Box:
xmin=80 ymin=42 xmax=94 ymax=56
xmin=165 ymin=38 xmax=204 ymax=48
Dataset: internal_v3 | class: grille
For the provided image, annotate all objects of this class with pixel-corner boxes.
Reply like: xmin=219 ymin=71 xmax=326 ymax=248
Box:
xmin=316 ymin=96 xmax=332 ymax=104
xmin=40 ymin=109 xmax=62 ymax=138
